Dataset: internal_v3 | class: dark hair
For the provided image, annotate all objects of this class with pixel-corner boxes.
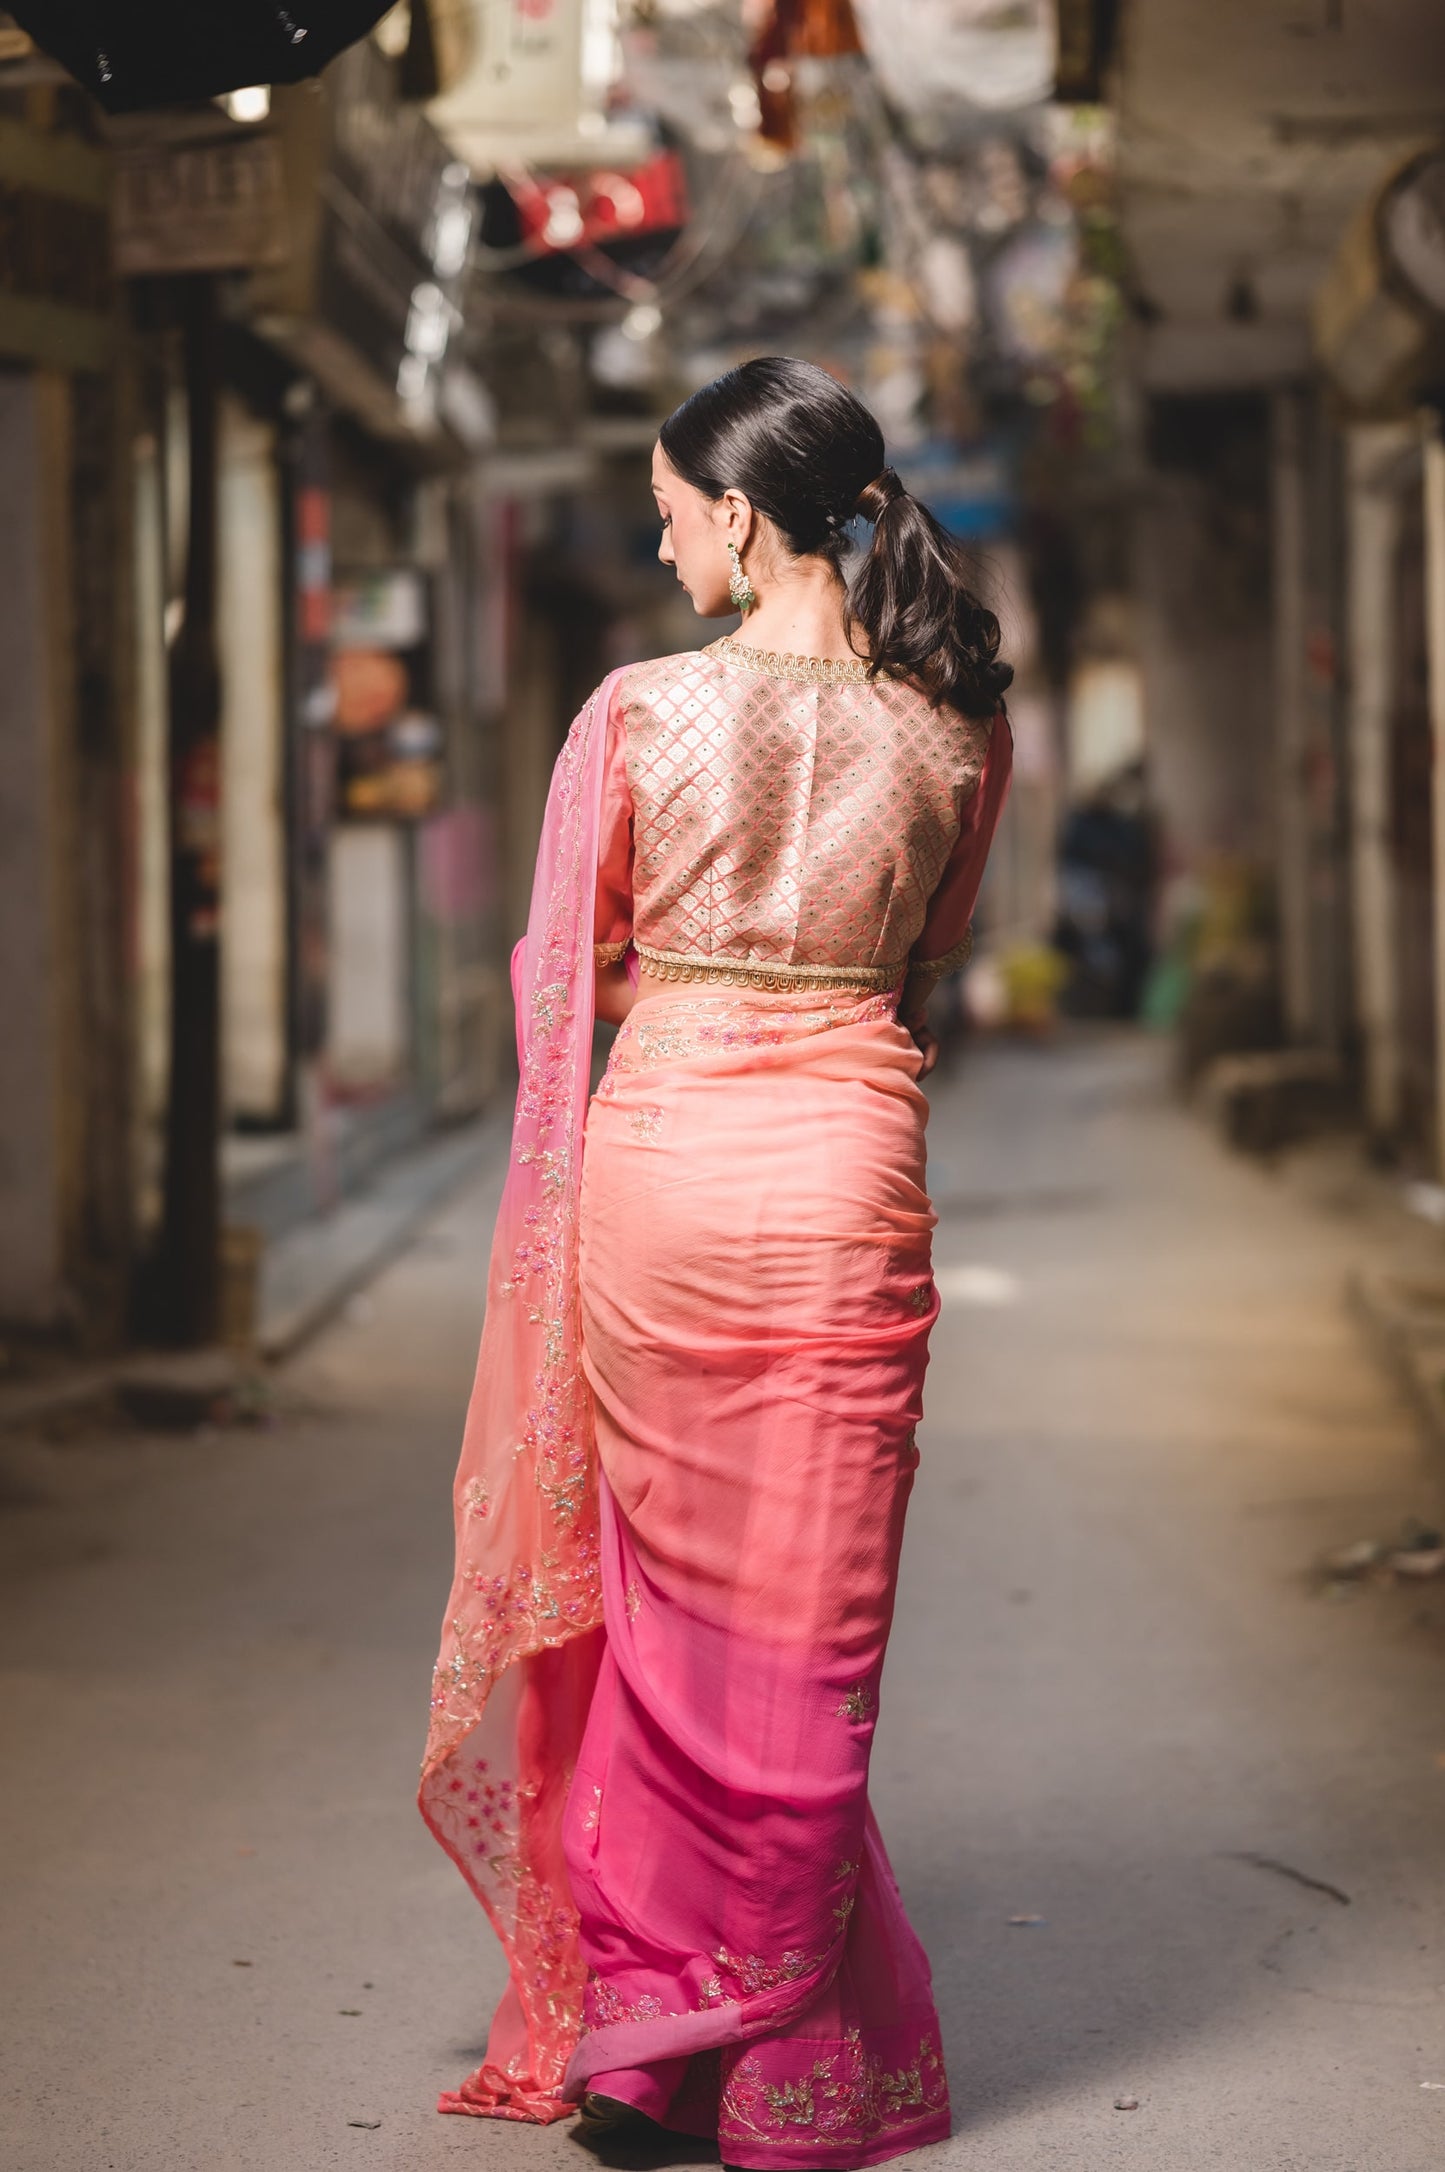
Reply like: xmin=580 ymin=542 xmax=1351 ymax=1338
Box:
xmin=658 ymin=355 xmax=1012 ymax=719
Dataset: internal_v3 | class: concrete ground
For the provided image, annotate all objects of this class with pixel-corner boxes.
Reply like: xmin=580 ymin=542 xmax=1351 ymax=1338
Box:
xmin=3 ymin=1031 xmax=1445 ymax=2172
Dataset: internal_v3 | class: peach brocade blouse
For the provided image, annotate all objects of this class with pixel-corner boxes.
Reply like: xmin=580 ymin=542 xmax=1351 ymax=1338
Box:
xmin=593 ymin=638 xmax=1011 ymax=1012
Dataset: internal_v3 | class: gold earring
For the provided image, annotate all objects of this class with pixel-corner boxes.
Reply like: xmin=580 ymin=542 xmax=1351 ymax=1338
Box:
xmin=727 ymin=541 xmax=757 ymax=614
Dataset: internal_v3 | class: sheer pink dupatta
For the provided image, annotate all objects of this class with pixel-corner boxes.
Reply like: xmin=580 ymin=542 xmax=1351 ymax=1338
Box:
xmin=418 ymin=671 xmax=625 ymax=2122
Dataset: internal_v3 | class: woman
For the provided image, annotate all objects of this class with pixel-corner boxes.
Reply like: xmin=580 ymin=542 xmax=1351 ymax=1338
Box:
xmin=419 ymin=356 xmax=1012 ymax=2169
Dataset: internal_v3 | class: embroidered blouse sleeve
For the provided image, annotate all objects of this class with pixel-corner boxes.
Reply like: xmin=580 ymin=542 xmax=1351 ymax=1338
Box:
xmin=901 ymin=708 xmax=1013 ymax=1024
xmin=592 ymin=682 xmax=634 ymax=964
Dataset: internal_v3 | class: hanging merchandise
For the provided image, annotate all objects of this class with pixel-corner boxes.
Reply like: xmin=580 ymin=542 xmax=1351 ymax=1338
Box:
xmin=7 ymin=0 xmax=392 ymax=113
xmin=1315 ymin=148 xmax=1445 ymax=413
xmin=851 ymin=0 xmax=1055 ymax=118
xmin=330 ymin=569 xmax=444 ymax=821
xmin=746 ymin=0 xmax=863 ymax=159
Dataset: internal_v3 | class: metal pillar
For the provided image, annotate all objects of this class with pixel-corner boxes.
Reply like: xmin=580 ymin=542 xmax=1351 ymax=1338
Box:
xmin=158 ymin=276 xmax=222 ymax=1345
xmin=1345 ymin=424 xmax=1410 ymax=1146
xmin=1422 ymin=416 xmax=1445 ymax=1181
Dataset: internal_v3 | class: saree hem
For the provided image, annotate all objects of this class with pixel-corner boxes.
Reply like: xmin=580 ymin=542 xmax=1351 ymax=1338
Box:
xmin=563 ymin=1999 xmax=746 ymax=2096
xmin=715 ymin=2111 xmax=951 ymax=2171
xmin=570 ymin=2012 xmax=952 ymax=2170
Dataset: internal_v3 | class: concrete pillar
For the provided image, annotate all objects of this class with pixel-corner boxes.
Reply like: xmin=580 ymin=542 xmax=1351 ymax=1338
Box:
xmin=0 ymin=375 xmax=67 ymax=1322
xmin=1345 ymin=423 xmax=1412 ymax=1145
xmin=1271 ymin=390 xmax=1313 ymax=1044
xmin=219 ymin=397 xmax=288 ymax=1125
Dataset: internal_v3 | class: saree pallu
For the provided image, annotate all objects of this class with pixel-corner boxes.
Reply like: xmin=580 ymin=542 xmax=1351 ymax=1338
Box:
xmin=562 ymin=987 xmax=949 ymax=2168
xmin=418 ymin=675 xmax=620 ymax=2124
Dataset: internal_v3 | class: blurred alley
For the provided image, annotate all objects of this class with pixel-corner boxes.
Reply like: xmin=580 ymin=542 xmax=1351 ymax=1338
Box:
xmin=0 ymin=0 xmax=1442 ymax=1361
xmin=5 ymin=1031 xmax=1445 ymax=2170
xmin=4 ymin=2 xmax=1445 ymax=2166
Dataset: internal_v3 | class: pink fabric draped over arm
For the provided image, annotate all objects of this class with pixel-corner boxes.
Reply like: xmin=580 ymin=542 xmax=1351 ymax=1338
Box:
xmin=901 ymin=706 xmax=1013 ymax=1023
xmin=419 ymin=668 xmax=628 ymax=2125
xmin=593 ymin=703 xmax=634 ymax=960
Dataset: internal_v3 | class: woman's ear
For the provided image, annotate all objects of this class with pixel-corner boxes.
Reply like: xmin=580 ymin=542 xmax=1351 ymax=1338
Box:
xmin=719 ymin=488 xmax=756 ymax=552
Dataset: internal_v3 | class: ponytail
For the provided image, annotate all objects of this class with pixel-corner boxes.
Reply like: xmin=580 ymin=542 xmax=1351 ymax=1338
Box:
xmin=847 ymin=468 xmax=1013 ymax=721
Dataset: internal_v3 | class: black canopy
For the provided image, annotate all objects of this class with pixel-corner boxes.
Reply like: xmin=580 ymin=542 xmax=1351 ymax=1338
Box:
xmin=9 ymin=1 xmax=393 ymax=113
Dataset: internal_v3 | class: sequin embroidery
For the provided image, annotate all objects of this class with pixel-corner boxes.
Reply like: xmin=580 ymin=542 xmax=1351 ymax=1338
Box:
xmin=603 ymin=989 xmax=902 ymax=1084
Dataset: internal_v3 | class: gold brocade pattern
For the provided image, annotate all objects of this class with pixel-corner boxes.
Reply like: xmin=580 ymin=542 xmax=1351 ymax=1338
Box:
xmin=618 ymin=649 xmax=991 ymax=990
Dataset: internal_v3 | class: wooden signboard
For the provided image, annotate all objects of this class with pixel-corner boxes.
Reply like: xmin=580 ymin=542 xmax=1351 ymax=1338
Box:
xmin=114 ymin=128 xmax=289 ymax=277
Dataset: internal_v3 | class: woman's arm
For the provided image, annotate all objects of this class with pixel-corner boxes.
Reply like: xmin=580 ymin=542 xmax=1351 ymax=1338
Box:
xmin=900 ymin=709 xmax=1014 ymax=1064
xmin=592 ymin=687 xmax=637 ymax=1027
xmin=594 ymin=956 xmax=637 ymax=1026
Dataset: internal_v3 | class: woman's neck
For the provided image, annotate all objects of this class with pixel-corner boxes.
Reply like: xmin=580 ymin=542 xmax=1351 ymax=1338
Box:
xmin=725 ymin=558 xmax=861 ymax=664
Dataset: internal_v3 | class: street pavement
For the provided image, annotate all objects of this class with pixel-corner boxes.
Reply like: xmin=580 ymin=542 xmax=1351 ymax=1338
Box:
xmin=3 ymin=1030 xmax=1444 ymax=2172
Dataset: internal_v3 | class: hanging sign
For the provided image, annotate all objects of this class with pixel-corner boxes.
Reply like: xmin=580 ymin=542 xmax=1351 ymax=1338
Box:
xmin=114 ymin=124 xmax=289 ymax=276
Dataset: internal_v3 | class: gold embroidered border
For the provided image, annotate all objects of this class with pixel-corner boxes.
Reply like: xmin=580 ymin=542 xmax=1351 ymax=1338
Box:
xmin=899 ymin=930 xmax=975 ymax=1026
xmin=904 ymin=928 xmax=974 ymax=991
xmin=706 ymin=636 xmax=873 ymax=686
xmin=634 ymin=944 xmax=906 ymax=995
xmin=593 ymin=940 xmax=629 ymax=965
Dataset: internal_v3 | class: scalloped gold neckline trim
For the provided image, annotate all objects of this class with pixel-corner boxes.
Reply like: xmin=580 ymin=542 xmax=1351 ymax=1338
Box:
xmin=705 ymin=637 xmax=872 ymax=686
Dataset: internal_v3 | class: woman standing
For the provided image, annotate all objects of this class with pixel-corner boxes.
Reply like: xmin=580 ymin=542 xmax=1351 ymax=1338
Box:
xmin=419 ymin=357 xmax=1012 ymax=2169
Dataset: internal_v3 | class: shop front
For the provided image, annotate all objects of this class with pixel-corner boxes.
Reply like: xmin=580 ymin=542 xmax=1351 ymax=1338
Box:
xmin=113 ymin=29 xmax=506 ymax=1335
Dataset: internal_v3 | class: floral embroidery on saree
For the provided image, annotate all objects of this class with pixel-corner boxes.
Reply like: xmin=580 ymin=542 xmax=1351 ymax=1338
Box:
xmin=604 ymin=989 xmax=901 ymax=1084
xmin=586 ymin=1977 xmax=671 ymax=2027
xmin=713 ymin=1945 xmax=823 ymax=1996
xmin=719 ymin=2026 xmax=949 ymax=2154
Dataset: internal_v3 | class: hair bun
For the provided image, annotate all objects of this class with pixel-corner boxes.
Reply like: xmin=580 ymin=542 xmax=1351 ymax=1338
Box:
xmin=854 ymin=467 xmax=906 ymax=522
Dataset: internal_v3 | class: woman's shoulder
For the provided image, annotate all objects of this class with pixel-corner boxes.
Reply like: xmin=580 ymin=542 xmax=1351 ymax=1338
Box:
xmin=614 ymin=647 xmax=714 ymax=705
xmin=597 ymin=649 xmax=720 ymax=739
xmin=884 ymin=674 xmax=1003 ymax=751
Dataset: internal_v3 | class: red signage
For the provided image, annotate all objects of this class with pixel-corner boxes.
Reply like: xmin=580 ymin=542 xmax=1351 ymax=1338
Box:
xmin=506 ymin=150 xmax=689 ymax=257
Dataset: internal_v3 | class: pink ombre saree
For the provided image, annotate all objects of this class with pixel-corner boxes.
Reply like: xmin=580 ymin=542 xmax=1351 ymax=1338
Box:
xmin=421 ymin=644 xmax=1011 ymax=2163
xmin=566 ymin=987 xmax=948 ymax=2165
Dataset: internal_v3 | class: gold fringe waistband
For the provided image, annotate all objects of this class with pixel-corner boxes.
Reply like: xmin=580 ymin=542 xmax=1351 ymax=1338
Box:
xmin=632 ymin=944 xmax=907 ymax=995
xmin=901 ymin=929 xmax=974 ymax=990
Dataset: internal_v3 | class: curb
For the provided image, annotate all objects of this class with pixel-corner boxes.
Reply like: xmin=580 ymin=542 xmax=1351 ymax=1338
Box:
xmin=0 ymin=1113 xmax=511 ymax=1431
xmin=256 ymin=1110 xmax=511 ymax=1359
